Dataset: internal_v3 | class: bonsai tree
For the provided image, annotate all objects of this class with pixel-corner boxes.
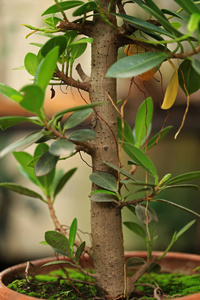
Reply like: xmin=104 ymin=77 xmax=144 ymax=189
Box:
xmin=0 ymin=0 xmax=200 ymax=298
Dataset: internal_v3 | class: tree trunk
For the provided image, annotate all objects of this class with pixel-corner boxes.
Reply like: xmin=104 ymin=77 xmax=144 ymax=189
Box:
xmin=89 ymin=1 xmax=125 ymax=297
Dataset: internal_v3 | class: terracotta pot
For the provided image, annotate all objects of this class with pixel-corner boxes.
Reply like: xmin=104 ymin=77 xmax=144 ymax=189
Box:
xmin=0 ymin=252 xmax=200 ymax=299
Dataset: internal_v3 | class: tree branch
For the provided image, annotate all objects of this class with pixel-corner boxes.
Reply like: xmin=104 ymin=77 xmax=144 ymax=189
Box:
xmin=54 ymin=70 xmax=90 ymax=92
xmin=56 ymin=20 xmax=94 ymax=37
xmin=76 ymin=63 xmax=90 ymax=82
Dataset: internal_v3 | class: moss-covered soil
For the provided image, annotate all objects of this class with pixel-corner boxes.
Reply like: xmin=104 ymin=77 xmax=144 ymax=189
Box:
xmin=7 ymin=268 xmax=200 ymax=299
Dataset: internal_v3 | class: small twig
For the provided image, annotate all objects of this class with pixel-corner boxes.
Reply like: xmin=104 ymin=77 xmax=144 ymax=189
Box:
xmin=56 ymin=20 xmax=93 ymax=37
xmin=54 ymin=70 xmax=90 ymax=92
xmin=76 ymin=64 xmax=90 ymax=82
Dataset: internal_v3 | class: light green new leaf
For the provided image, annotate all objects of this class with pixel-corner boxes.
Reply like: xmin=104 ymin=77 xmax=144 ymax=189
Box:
xmin=20 ymin=85 xmax=45 ymax=114
xmin=69 ymin=129 xmax=96 ymax=142
xmin=75 ymin=241 xmax=86 ymax=263
xmin=53 ymin=168 xmax=77 ymax=198
xmin=64 ymin=108 xmax=93 ymax=130
xmin=35 ymin=151 xmax=59 ymax=177
xmin=123 ymin=221 xmax=146 ymax=238
xmin=0 ymin=116 xmax=40 ymax=130
xmin=0 ymin=83 xmax=23 ymax=102
xmin=187 ymin=13 xmax=200 ymax=33
xmin=42 ymin=1 xmax=84 ymax=16
xmin=24 ymin=53 xmax=39 ymax=76
xmin=89 ymin=172 xmax=118 ymax=193
xmin=106 ymin=52 xmax=168 ymax=79
xmin=45 ymin=231 xmax=72 ymax=259
xmin=176 ymin=220 xmax=196 ymax=239
xmin=69 ymin=218 xmax=77 ymax=249
xmin=0 ymin=183 xmax=45 ymax=202
xmin=134 ymin=97 xmax=153 ymax=148
xmin=49 ymin=139 xmax=76 ymax=157
xmin=34 ymin=46 xmax=59 ymax=91
xmin=0 ymin=130 xmax=44 ymax=158
xmin=123 ymin=143 xmax=158 ymax=183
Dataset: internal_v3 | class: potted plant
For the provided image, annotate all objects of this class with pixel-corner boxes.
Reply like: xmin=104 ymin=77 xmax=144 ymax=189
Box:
xmin=0 ymin=0 xmax=200 ymax=299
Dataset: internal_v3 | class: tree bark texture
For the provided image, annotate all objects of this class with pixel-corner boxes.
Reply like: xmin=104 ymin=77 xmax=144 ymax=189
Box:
xmin=89 ymin=1 xmax=125 ymax=297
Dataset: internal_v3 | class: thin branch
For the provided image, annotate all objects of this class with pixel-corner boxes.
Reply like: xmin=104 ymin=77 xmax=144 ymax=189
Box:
xmin=56 ymin=20 xmax=94 ymax=37
xmin=54 ymin=70 xmax=90 ymax=92
xmin=76 ymin=63 xmax=90 ymax=82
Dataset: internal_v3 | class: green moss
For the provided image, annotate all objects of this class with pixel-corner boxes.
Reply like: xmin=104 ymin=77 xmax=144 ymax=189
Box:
xmin=7 ymin=269 xmax=200 ymax=299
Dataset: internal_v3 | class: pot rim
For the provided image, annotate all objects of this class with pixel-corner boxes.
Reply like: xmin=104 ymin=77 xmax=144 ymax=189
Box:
xmin=0 ymin=251 xmax=200 ymax=300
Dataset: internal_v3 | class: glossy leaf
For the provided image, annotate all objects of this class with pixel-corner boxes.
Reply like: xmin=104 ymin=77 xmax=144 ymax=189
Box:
xmin=90 ymin=193 xmax=117 ymax=202
xmin=166 ymin=171 xmax=200 ymax=185
xmin=115 ymin=13 xmax=174 ymax=37
xmin=0 ymin=183 xmax=45 ymax=202
xmin=134 ymin=97 xmax=153 ymax=148
xmin=73 ymin=2 xmax=98 ymax=16
xmin=13 ymin=151 xmax=39 ymax=185
xmin=42 ymin=1 xmax=84 ymax=16
xmin=106 ymin=52 xmax=168 ymax=79
xmin=192 ymin=59 xmax=200 ymax=75
xmin=70 ymin=43 xmax=87 ymax=60
xmin=0 ymin=116 xmax=40 ymax=130
xmin=0 ymin=130 xmax=44 ymax=158
xmin=53 ymin=168 xmax=77 ymax=199
xmin=178 ymin=60 xmax=200 ymax=95
xmin=75 ymin=241 xmax=86 ymax=263
xmin=89 ymin=172 xmax=118 ymax=193
xmin=45 ymin=231 xmax=72 ymax=259
xmin=49 ymin=139 xmax=76 ymax=157
xmin=117 ymin=117 xmax=135 ymax=145
xmin=161 ymin=70 xmax=179 ymax=109
xmin=41 ymin=36 xmax=67 ymax=57
xmin=24 ymin=53 xmax=39 ymax=76
xmin=122 ymin=143 xmax=158 ymax=183
xmin=64 ymin=108 xmax=93 ymax=130
xmin=69 ymin=129 xmax=96 ymax=142
xmin=34 ymin=47 xmax=59 ymax=91
xmin=20 ymin=85 xmax=45 ymax=114
xmin=35 ymin=151 xmax=59 ymax=177
xmin=69 ymin=218 xmax=77 ymax=249
xmin=0 ymin=83 xmax=23 ymax=102
xmin=123 ymin=221 xmax=146 ymax=238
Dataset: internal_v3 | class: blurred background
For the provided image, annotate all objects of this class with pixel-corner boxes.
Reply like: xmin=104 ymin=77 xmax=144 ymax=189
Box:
xmin=0 ymin=0 xmax=199 ymax=271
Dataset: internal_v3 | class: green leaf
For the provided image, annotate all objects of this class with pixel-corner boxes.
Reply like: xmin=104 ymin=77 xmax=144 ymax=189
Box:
xmin=53 ymin=168 xmax=77 ymax=199
xmin=178 ymin=60 xmax=200 ymax=95
xmin=166 ymin=171 xmax=200 ymax=185
xmin=89 ymin=172 xmax=118 ymax=193
xmin=0 ymin=116 xmax=40 ymax=130
xmin=69 ymin=218 xmax=77 ymax=249
xmin=13 ymin=151 xmax=39 ymax=185
xmin=123 ymin=221 xmax=146 ymax=238
xmin=192 ymin=59 xmax=200 ymax=75
xmin=161 ymin=184 xmax=199 ymax=191
xmin=0 ymin=130 xmax=44 ymax=158
xmin=35 ymin=151 xmax=59 ymax=177
xmin=69 ymin=129 xmax=96 ymax=141
xmin=75 ymin=241 xmax=86 ymax=263
xmin=134 ymin=97 xmax=153 ymax=148
xmin=0 ymin=183 xmax=45 ymax=202
xmin=106 ymin=52 xmax=168 ymax=79
xmin=176 ymin=220 xmax=196 ymax=239
xmin=173 ymin=0 xmax=200 ymax=14
xmin=49 ymin=139 xmax=76 ymax=157
xmin=70 ymin=37 xmax=93 ymax=45
xmin=122 ymin=143 xmax=158 ymax=183
xmin=161 ymin=9 xmax=189 ymax=22
xmin=135 ymin=204 xmax=152 ymax=224
xmin=41 ymin=36 xmax=67 ymax=57
xmin=114 ymin=13 xmax=174 ymax=37
xmin=102 ymin=161 xmax=139 ymax=183
xmin=20 ymin=85 xmax=45 ymax=114
xmin=24 ymin=53 xmax=39 ymax=76
xmin=43 ymin=17 xmax=63 ymax=28
xmin=70 ymin=43 xmax=87 ymax=60
xmin=73 ymin=2 xmax=98 ymax=16
xmin=34 ymin=47 xmax=59 ymax=91
xmin=0 ymin=83 xmax=23 ymax=102
xmin=126 ymin=257 xmax=145 ymax=268
xmin=63 ymin=108 xmax=93 ymax=130
xmin=34 ymin=143 xmax=49 ymax=157
xmin=42 ymin=1 xmax=84 ymax=16
xmin=187 ymin=13 xmax=200 ymax=33
xmin=45 ymin=231 xmax=72 ymax=259
xmin=51 ymin=102 xmax=103 ymax=125
xmin=145 ymin=126 xmax=172 ymax=150
xmin=117 ymin=118 xmax=135 ymax=145
xmin=90 ymin=193 xmax=117 ymax=202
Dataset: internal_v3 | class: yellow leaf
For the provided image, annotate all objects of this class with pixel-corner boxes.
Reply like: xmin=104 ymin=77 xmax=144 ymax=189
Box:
xmin=141 ymin=67 xmax=156 ymax=81
xmin=124 ymin=44 xmax=145 ymax=56
xmin=161 ymin=60 xmax=179 ymax=110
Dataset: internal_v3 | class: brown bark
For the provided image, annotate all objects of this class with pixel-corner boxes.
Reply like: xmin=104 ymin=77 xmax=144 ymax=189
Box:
xmin=89 ymin=1 xmax=125 ymax=297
